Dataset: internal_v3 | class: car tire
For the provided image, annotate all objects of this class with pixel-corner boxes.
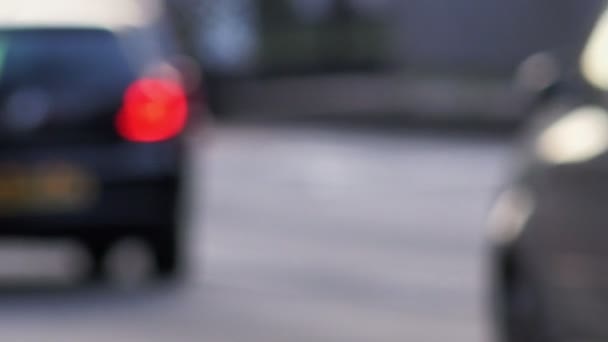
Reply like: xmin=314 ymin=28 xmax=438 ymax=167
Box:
xmin=149 ymin=226 xmax=183 ymax=280
xmin=83 ymin=228 xmax=183 ymax=284
xmin=83 ymin=237 xmax=112 ymax=282
xmin=493 ymin=251 xmax=549 ymax=342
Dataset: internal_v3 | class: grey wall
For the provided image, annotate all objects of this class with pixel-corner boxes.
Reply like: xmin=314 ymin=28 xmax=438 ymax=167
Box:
xmin=185 ymin=0 xmax=606 ymax=76
xmin=392 ymin=0 xmax=605 ymax=75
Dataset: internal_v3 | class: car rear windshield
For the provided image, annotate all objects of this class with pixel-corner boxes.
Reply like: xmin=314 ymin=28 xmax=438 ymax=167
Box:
xmin=0 ymin=28 xmax=136 ymax=116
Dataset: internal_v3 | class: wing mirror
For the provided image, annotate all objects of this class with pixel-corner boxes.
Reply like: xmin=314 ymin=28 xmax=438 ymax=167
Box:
xmin=514 ymin=52 xmax=563 ymax=109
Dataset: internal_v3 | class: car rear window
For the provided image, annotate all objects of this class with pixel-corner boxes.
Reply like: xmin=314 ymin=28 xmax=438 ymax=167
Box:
xmin=0 ymin=29 xmax=136 ymax=117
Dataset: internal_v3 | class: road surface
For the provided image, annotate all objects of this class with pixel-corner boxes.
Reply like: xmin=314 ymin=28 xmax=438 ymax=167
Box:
xmin=0 ymin=123 xmax=511 ymax=342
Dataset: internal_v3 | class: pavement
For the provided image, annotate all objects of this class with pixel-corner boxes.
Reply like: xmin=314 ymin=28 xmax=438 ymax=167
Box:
xmin=0 ymin=123 xmax=511 ymax=342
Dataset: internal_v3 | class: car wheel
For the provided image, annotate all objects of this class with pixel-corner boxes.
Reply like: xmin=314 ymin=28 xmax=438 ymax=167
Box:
xmin=149 ymin=227 xmax=183 ymax=280
xmin=83 ymin=229 xmax=183 ymax=284
xmin=83 ymin=237 xmax=112 ymax=282
xmin=494 ymin=252 xmax=548 ymax=342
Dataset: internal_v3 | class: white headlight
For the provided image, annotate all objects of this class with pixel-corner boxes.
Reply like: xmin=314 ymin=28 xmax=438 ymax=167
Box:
xmin=582 ymin=8 xmax=608 ymax=90
xmin=536 ymin=106 xmax=608 ymax=165
xmin=487 ymin=187 xmax=535 ymax=244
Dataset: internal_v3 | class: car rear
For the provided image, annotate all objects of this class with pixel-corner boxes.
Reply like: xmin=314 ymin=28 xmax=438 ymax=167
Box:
xmin=0 ymin=27 xmax=190 ymax=280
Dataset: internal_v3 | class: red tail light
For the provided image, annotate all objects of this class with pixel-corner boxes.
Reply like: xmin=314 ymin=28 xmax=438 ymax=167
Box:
xmin=116 ymin=78 xmax=188 ymax=142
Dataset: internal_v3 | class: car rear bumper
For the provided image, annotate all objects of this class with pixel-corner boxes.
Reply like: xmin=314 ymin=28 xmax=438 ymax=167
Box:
xmin=0 ymin=177 xmax=180 ymax=237
xmin=0 ymin=141 xmax=184 ymax=237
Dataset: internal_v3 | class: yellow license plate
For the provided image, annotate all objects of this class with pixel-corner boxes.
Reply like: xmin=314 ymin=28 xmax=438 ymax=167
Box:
xmin=0 ymin=162 xmax=98 ymax=214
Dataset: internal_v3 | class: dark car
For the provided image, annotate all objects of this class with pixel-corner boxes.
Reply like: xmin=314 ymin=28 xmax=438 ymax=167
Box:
xmin=0 ymin=26 xmax=195 ymax=281
xmin=489 ymin=8 xmax=608 ymax=342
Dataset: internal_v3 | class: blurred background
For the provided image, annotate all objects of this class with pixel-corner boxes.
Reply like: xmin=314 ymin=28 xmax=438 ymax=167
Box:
xmin=170 ymin=0 xmax=602 ymax=123
xmin=0 ymin=0 xmax=606 ymax=341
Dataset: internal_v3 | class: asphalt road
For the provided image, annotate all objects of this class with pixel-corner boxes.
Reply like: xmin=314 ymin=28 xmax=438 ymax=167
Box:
xmin=0 ymin=123 xmax=511 ymax=342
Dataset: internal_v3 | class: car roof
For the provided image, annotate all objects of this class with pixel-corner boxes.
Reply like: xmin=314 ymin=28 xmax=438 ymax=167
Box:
xmin=0 ymin=27 xmax=116 ymax=35
xmin=0 ymin=0 xmax=162 ymax=32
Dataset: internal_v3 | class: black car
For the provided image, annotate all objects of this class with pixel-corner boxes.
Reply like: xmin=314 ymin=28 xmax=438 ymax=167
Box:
xmin=0 ymin=26 xmax=195 ymax=281
xmin=489 ymin=8 xmax=608 ymax=342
